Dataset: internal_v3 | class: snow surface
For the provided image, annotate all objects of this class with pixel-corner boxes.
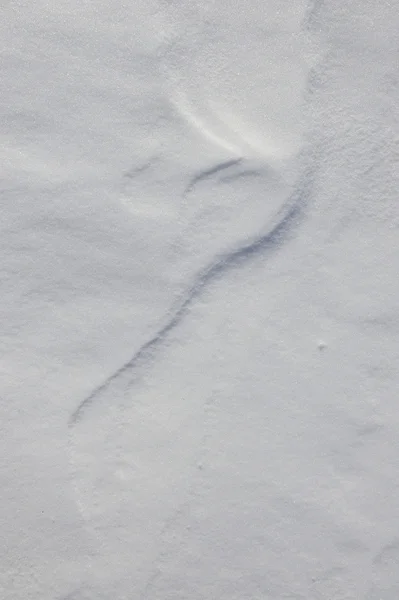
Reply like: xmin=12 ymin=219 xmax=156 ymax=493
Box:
xmin=1 ymin=1 xmax=399 ymax=598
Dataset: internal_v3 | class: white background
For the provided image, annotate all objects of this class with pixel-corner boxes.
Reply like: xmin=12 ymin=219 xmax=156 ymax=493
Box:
xmin=1 ymin=1 xmax=399 ymax=598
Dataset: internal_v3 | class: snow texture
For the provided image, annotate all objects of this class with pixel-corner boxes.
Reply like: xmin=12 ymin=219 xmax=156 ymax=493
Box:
xmin=1 ymin=0 xmax=399 ymax=598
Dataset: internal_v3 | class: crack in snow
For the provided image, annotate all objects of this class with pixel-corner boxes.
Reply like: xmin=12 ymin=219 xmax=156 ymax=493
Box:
xmin=68 ymin=162 xmax=307 ymax=426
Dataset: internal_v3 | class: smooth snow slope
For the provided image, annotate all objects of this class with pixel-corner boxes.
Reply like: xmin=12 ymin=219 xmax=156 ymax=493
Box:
xmin=1 ymin=1 xmax=399 ymax=598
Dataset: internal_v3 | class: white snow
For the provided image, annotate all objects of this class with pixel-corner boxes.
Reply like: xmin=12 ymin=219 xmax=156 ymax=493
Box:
xmin=1 ymin=1 xmax=399 ymax=598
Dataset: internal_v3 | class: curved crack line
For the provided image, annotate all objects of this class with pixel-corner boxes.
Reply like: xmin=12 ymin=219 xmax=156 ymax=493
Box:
xmin=183 ymin=158 xmax=242 ymax=196
xmin=69 ymin=168 xmax=308 ymax=427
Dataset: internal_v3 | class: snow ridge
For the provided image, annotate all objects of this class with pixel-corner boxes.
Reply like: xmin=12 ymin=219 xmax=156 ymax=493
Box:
xmin=69 ymin=160 xmax=308 ymax=426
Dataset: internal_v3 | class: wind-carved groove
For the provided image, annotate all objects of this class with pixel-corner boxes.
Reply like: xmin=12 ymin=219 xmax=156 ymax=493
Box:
xmin=220 ymin=168 xmax=261 ymax=185
xmin=69 ymin=160 xmax=308 ymax=427
xmin=183 ymin=158 xmax=242 ymax=196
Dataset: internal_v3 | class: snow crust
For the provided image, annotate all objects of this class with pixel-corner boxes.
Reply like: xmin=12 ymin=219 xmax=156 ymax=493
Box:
xmin=1 ymin=1 xmax=399 ymax=598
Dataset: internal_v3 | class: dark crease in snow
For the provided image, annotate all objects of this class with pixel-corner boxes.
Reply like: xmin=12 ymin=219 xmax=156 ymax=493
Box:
xmin=69 ymin=163 xmax=309 ymax=426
